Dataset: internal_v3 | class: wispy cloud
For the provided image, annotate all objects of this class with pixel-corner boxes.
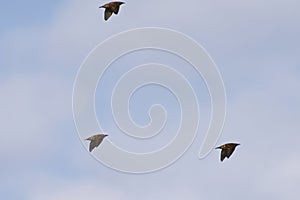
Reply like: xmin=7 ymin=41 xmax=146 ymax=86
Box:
xmin=1 ymin=0 xmax=299 ymax=199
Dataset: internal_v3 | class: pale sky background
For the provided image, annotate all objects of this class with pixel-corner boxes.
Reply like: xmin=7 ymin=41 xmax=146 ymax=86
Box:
xmin=1 ymin=0 xmax=300 ymax=199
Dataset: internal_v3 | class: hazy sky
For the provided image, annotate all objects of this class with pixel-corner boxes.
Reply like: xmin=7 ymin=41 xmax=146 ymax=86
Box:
xmin=1 ymin=0 xmax=300 ymax=199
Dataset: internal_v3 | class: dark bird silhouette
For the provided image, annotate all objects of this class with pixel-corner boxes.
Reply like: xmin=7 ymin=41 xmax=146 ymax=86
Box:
xmin=99 ymin=1 xmax=125 ymax=21
xmin=215 ymin=143 xmax=240 ymax=161
xmin=86 ymin=134 xmax=108 ymax=152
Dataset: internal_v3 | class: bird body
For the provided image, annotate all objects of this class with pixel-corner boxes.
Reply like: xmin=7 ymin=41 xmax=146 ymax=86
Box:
xmin=215 ymin=143 xmax=240 ymax=161
xmin=86 ymin=134 xmax=108 ymax=152
xmin=99 ymin=1 xmax=125 ymax=21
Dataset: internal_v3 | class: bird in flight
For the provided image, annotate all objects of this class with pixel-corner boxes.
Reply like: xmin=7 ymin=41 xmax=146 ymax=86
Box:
xmin=86 ymin=134 xmax=108 ymax=152
xmin=99 ymin=1 xmax=125 ymax=21
xmin=215 ymin=143 xmax=240 ymax=161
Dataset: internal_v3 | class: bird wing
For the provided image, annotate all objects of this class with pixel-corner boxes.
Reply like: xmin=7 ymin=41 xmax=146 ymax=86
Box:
xmin=112 ymin=5 xmax=120 ymax=14
xmin=226 ymin=147 xmax=236 ymax=159
xmin=89 ymin=139 xmax=101 ymax=152
xmin=104 ymin=9 xmax=113 ymax=20
xmin=220 ymin=149 xmax=226 ymax=161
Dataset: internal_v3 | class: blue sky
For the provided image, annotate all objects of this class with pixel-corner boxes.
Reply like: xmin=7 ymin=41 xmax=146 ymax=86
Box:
xmin=1 ymin=0 xmax=300 ymax=199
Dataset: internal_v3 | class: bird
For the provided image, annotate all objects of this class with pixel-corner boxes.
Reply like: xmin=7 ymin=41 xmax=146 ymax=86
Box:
xmin=99 ymin=1 xmax=125 ymax=21
xmin=85 ymin=134 xmax=108 ymax=152
xmin=215 ymin=143 xmax=240 ymax=161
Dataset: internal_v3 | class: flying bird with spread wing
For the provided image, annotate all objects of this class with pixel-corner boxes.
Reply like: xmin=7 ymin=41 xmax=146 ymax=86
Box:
xmin=86 ymin=134 xmax=108 ymax=152
xmin=99 ymin=1 xmax=125 ymax=21
xmin=215 ymin=143 xmax=240 ymax=162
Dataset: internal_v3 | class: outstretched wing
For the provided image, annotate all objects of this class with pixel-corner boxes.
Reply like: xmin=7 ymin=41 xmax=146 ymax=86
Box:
xmin=220 ymin=149 xmax=227 ymax=161
xmin=89 ymin=139 xmax=101 ymax=152
xmin=104 ymin=9 xmax=113 ymax=21
xmin=226 ymin=147 xmax=236 ymax=159
xmin=113 ymin=5 xmax=120 ymax=14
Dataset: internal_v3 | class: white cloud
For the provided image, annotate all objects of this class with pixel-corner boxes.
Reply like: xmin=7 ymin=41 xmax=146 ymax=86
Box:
xmin=29 ymin=178 xmax=126 ymax=200
xmin=0 ymin=74 xmax=70 ymax=160
xmin=258 ymin=155 xmax=300 ymax=199
xmin=1 ymin=0 xmax=300 ymax=200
